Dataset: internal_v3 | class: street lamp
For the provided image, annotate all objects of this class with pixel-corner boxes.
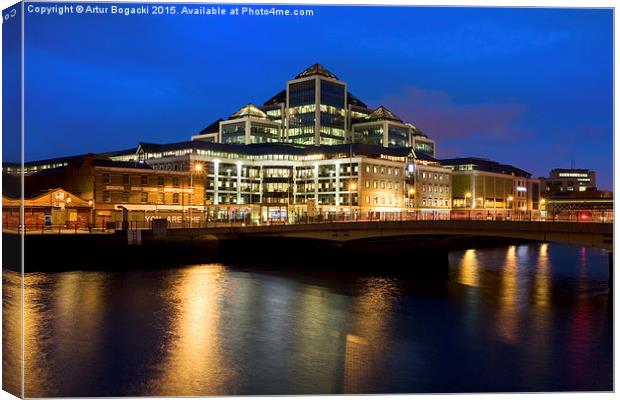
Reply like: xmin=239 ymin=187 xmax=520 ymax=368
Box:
xmin=189 ymin=162 xmax=203 ymax=228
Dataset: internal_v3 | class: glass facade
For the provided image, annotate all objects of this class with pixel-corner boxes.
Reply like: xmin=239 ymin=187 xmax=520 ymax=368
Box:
xmin=352 ymin=124 xmax=383 ymax=146
xmin=387 ymin=125 xmax=409 ymax=147
xmin=221 ymin=122 xmax=245 ymax=145
xmin=415 ymin=140 xmax=435 ymax=156
xmin=249 ymin=122 xmax=279 ymax=144
xmin=288 ymin=80 xmax=316 ymax=144
xmin=319 ymin=80 xmax=345 ymax=144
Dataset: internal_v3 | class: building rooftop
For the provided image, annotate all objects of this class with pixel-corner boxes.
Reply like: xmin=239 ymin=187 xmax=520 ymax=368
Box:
xmin=197 ymin=118 xmax=224 ymax=135
xmin=440 ymin=157 xmax=531 ymax=178
xmin=263 ymin=89 xmax=287 ymax=106
xmin=294 ymin=63 xmax=339 ymax=80
xmin=367 ymin=106 xmax=403 ymax=123
xmin=229 ymin=103 xmax=269 ymax=120
xmin=137 ymin=140 xmax=411 ymax=159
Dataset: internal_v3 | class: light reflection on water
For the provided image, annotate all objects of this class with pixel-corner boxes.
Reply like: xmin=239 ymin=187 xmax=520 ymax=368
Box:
xmin=3 ymin=243 xmax=612 ymax=396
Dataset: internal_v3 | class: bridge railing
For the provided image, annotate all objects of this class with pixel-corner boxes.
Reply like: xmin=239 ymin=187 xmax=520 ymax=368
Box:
xmin=4 ymin=210 xmax=611 ymax=234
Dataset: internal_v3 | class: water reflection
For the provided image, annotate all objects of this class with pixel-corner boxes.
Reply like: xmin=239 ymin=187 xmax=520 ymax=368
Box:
xmin=458 ymin=249 xmax=480 ymax=287
xmin=2 ymin=271 xmax=22 ymax=397
xmin=3 ymin=242 xmax=613 ymax=395
xmin=497 ymin=245 xmax=520 ymax=343
xmin=145 ymin=265 xmax=235 ymax=396
xmin=343 ymin=277 xmax=398 ymax=393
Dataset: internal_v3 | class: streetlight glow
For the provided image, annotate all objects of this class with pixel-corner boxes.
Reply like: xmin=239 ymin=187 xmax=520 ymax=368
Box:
xmin=194 ymin=163 xmax=203 ymax=172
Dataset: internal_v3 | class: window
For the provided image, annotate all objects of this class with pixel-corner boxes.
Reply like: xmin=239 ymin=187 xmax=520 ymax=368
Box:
xmin=373 ymin=166 xmax=377 ymax=173
xmin=157 ymin=176 xmax=164 ymax=186
xmin=103 ymin=191 xmax=111 ymax=202
xmin=122 ymin=191 xmax=129 ymax=202
xmin=141 ymin=175 xmax=148 ymax=185
xmin=365 ymin=196 xmax=370 ymax=203
xmin=373 ymin=196 xmax=378 ymax=204
xmin=366 ymin=165 xmax=370 ymax=173
xmin=123 ymin=174 xmax=129 ymax=184
xmin=172 ymin=193 xmax=179 ymax=204
xmin=141 ymin=192 xmax=148 ymax=203
xmin=158 ymin=193 xmax=165 ymax=204
xmin=103 ymin=173 xmax=111 ymax=184
xmin=365 ymin=181 xmax=370 ymax=188
xmin=173 ymin=177 xmax=180 ymax=187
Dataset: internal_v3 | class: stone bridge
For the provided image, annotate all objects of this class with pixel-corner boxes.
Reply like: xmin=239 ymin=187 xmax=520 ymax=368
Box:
xmin=170 ymin=220 xmax=614 ymax=251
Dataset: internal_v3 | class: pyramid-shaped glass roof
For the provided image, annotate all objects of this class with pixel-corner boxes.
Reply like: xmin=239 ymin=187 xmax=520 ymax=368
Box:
xmin=229 ymin=103 xmax=269 ymax=120
xmin=295 ymin=63 xmax=339 ymax=80
xmin=367 ymin=106 xmax=403 ymax=123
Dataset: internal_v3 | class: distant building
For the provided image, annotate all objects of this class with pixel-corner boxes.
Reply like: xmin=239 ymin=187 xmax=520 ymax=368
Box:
xmin=440 ymin=157 xmax=542 ymax=220
xmin=543 ymin=168 xmax=596 ymax=195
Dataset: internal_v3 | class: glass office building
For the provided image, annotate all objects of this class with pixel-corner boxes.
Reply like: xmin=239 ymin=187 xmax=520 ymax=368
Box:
xmin=189 ymin=63 xmax=436 ymax=151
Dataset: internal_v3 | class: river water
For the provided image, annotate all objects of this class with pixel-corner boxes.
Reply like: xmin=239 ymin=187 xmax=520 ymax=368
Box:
xmin=2 ymin=242 xmax=612 ymax=396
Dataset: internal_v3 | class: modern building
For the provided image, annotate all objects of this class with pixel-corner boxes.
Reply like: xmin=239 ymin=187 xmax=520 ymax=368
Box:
xmin=440 ymin=157 xmax=542 ymax=220
xmin=191 ymin=63 xmax=437 ymax=153
xmin=543 ymin=168 xmax=597 ymax=195
xmin=133 ymin=141 xmax=415 ymax=222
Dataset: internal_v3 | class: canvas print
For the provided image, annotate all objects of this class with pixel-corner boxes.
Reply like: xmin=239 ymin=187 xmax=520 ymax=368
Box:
xmin=1 ymin=1 xmax=614 ymax=397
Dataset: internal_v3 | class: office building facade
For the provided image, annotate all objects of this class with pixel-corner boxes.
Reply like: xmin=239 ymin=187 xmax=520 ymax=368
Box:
xmin=543 ymin=168 xmax=597 ymax=195
xmin=441 ymin=157 xmax=542 ymax=220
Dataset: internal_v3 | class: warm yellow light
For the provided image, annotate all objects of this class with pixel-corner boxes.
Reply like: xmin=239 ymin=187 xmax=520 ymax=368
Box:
xmin=465 ymin=192 xmax=472 ymax=198
xmin=508 ymin=195 xmax=514 ymax=201
xmin=349 ymin=182 xmax=357 ymax=191
xmin=540 ymin=198 xmax=546 ymax=204
xmin=408 ymin=188 xmax=415 ymax=195
xmin=194 ymin=163 xmax=203 ymax=172
xmin=66 ymin=197 xmax=72 ymax=203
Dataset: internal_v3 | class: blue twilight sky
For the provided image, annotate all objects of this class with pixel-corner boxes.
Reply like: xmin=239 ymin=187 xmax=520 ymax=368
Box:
xmin=7 ymin=4 xmax=615 ymax=188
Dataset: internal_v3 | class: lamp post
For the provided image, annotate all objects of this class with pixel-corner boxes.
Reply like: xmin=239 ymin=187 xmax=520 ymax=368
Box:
xmin=507 ymin=195 xmax=514 ymax=220
xmin=189 ymin=162 xmax=203 ymax=229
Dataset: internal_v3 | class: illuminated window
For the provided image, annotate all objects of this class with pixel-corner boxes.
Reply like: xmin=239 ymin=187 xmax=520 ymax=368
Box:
xmin=172 ymin=193 xmax=179 ymax=204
